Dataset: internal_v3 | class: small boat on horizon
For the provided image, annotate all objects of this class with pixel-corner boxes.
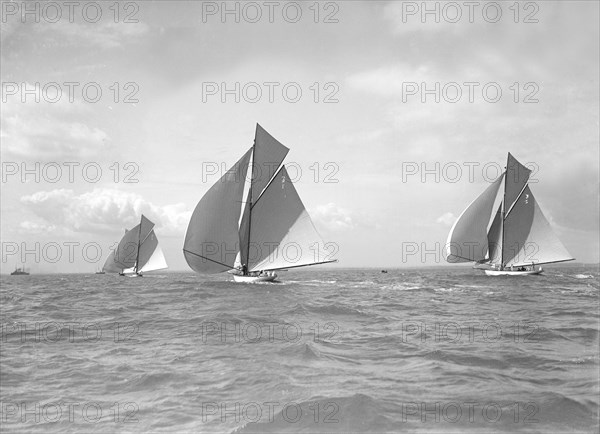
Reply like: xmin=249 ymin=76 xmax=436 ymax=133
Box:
xmin=102 ymin=215 xmax=168 ymax=277
xmin=10 ymin=265 xmax=29 ymax=276
xmin=445 ymin=152 xmax=574 ymax=276
xmin=183 ymin=124 xmax=337 ymax=283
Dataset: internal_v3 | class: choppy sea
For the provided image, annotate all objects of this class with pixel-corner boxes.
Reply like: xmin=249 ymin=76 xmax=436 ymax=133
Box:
xmin=1 ymin=266 xmax=598 ymax=433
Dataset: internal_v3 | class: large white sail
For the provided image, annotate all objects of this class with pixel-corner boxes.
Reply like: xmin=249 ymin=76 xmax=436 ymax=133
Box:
xmin=185 ymin=124 xmax=336 ymax=277
xmin=486 ymin=204 xmax=503 ymax=264
xmin=502 ymin=186 xmax=573 ymax=266
xmin=183 ymin=149 xmax=252 ymax=273
xmin=103 ymin=215 xmax=165 ymax=273
xmin=101 ymin=250 xmax=122 ymax=273
xmin=445 ymin=153 xmax=574 ymax=271
xmin=237 ymin=124 xmax=290 ymax=268
xmin=445 ymin=174 xmax=504 ymax=263
xmin=114 ymin=227 xmax=140 ymax=269
xmin=246 ymin=166 xmax=335 ymax=271
xmin=139 ymin=244 xmax=168 ymax=273
xmin=136 ymin=229 xmax=167 ymax=273
xmin=238 ymin=189 xmax=252 ymax=267
xmin=113 ymin=215 xmax=155 ymax=269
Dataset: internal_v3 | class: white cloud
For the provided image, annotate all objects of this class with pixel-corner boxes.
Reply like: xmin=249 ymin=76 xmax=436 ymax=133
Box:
xmin=346 ymin=63 xmax=500 ymax=99
xmin=383 ymin=1 xmax=474 ymax=36
xmin=33 ymin=20 xmax=150 ymax=49
xmin=20 ymin=188 xmax=190 ymax=236
xmin=347 ymin=64 xmax=431 ymax=97
xmin=18 ymin=221 xmax=58 ymax=234
xmin=311 ymin=203 xmax=355 ymax=231
xmin=310 ymin=203 xmax=378 ymax=232
xmin=1 ymin=96 xmax=110 ymax=160
xmin=436 ymin=212 xmax=456 ymax=227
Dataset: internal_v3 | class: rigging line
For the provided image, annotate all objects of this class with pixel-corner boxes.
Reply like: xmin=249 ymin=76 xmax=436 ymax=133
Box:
xmin=510 ymin=258 xmax=575 ymax=267
xmin=245 ymin=142 xmax=256 ymax=273
xmin=250 ymin=165 xmax=286 ymax=211
xmin=504 ymin=182 xmax=530 ymax=220
xmin=256 ymin=259 xmax=338 ymax=272
xmin=183 ymin=249 xmax=233 ymax=269
xmin=139 ymin=225 xmax=156 ymax=246
xmin=134 ymin=221 xmax=143 ymax=274
xmin=449 ymin=254 xmax=485 ymax=262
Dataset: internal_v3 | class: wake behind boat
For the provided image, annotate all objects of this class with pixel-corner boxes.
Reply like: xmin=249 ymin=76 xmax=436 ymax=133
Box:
xmin=446 ymin=152 xmax=574 ymax=276
xmin=183 ymin=124 xmax=337 ymax=283
xmin=102 ymin=214 xmax=168 ymax=276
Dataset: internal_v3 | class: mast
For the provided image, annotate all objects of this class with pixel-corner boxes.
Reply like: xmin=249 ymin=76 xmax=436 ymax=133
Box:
xmin=500 ymin=158 xmax=508 ymax=270
xmin=245 ymin=140 xmax=256 ymax=275
xmin=500 ymin=197 xmax=506 ymax=269
xmin=134 ymin=216 xmax=142 ymax=274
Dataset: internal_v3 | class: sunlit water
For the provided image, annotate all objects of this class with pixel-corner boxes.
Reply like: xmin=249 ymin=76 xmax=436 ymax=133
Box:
xmin=1 ymin=266 xmax=598 ymax=433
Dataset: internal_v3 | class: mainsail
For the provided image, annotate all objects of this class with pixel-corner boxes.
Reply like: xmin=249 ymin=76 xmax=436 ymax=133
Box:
xmin=446 ymin=153 xmax=573 ymax=268
xmin=113 ymin=227 xmax=140 ymax=269
xmin=445 ymin=174 xmax=504 ymax=262
xmin=103 ymin=215 xmax=168 ymax=274
xmin=101 ymin=251 xmax=121 ymax=273
xmin=184 ymin=124 xmax=336 ymax=275
xmin=487 ymin=205 xmax=503 ymax=264
xmin=183 ymin=149 xmax=251 ymax=273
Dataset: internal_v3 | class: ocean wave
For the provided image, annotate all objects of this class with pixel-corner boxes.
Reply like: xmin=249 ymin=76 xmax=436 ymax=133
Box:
xmin=572 ymin=274 xmax=595 ymax=279
xmin=235 ymin=393 xmax=393 ymax=433
xmin=279 ymin=341 xmax=322 ymax=361
xmin=3 ymin=268 xmax=598 ymax=433
xmin=306 ymin=303 xmax=369 ymax=317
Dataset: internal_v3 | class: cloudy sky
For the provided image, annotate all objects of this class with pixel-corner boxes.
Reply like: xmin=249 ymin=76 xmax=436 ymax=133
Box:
xmin=1 ymin=0 xmax=598 ymax=272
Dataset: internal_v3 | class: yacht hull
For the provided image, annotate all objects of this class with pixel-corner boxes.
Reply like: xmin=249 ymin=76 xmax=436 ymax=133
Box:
xmin=120 ymin=272 xmax=143 ymax=277
xmin=233 ymin=274 xmax=277 ymax=283
xmin=484 ymin=268 xmax=543 ymax=276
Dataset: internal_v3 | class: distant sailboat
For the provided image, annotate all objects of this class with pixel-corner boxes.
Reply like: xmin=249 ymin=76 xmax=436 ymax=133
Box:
xmin=102 ymin=215 xmax=168 ymax=277
xmin=446 ymin=153 xmax=574 ymax=276
xmin=183 ymin=124 xmax=337 ymax=282
xmin=10 ymin=265 xmax=29 ymax=275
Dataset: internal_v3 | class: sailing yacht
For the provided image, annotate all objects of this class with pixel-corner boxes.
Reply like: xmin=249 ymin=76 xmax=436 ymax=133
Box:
xmin=446 ymin=153 xmax=574 ymax=276
xmin=102 ymin=215 xmax=168 ymax=276
xmin=183 ymin=124 xmax=337 ymax=282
